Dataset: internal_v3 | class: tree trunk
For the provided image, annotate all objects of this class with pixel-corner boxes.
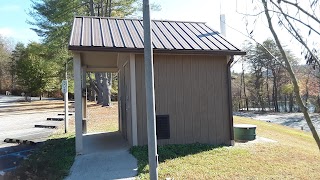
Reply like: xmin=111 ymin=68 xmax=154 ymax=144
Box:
xmin=89 ymin=0 xmax=94 ymax=16
xmin=273 ymin=75 xmax=279 ymax=112
xmin=266 ymin=67 xmax=271 ymax=111
xmin=317 ymin=95 xmax=320 ymax=113
xmin=102 ymin=73 xmax=111 ymax=106
xmin=242 ymin=64 xmax=249 ymax=111
xmin=284 ymin=95 xmax=287 ymax=112
xmin=289 ymin=93 xmax=293 ymax=112
xmin=262 ymin=0 xmax=320 ymax=150
xmin=94 ymin=72 xmax=103 ymax=104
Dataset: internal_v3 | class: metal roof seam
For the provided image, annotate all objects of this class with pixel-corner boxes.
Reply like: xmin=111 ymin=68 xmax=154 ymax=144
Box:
xmin=115 ymin=19 xmax=126 ymax=48
xmin=169 ymin=22 xmax=195 ymax=50
xmin=106 ymin=19 xmax=116 ymax=47
xmin=197 ymin=24 xmax=227 ymax=50
xmin=183 ymin=23 xmax=213 ymax=50
xmin=152 ymin=21 xmax=176 ymax=49
xmin=69 ymin=17 xmax=76 ymax=46
xmin=138 ymin=20 xmax=157 ymax=49
xmin=160 ymin=21 xmax=186 ymax=49
xmin=123 ymin=20 xmax=137 ymax=48
xmin=99 ymin=18 xmax=105 ymax=47
xmin=199 ymin=25 xmax=224 ymax=50
xmin=69 ymin=16 xmax=245 ymax=54
xmin=91 ymin=18 xmax=94 ymax=46
xmin=150 ymin=24 xmax=166 ymax=49
xmin=176 ymin=22 xmax=205 ymax=50
xmin=189 ymin=23 xmax=219 ymax=50
xmin=131 ymin=20 xmax=144 ymax=46
xmin=80 ymin=17 xmax=84 ymax=46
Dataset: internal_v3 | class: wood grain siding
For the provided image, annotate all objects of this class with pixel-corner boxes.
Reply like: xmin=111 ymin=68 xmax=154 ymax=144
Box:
xmin=135 ymin=54 xmax=231 ymax=146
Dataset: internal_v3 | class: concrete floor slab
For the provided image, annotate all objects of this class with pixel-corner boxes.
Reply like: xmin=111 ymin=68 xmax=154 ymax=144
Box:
xmin=66 ymin=132 xmax=137 ymax=180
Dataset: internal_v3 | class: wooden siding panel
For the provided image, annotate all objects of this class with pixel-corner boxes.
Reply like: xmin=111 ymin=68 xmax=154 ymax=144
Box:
xmin=175 ymin=56 xmax=185 ymax=144
xmin=221 ymin=57 xmax=231 ymax=144
xmin=215 ymin=58 xmax=224 ymax=144
xmin=165 ymin=55 xmax=177 ymax=144
xmin=156 ymin=55 xmax=170 ymax=145
xmin=183 ymin=56 xmax=193 ymax=143
xmin=125 ymin=63 xmax=133 ymax=145
xmin=135 ymin=54 xmax=230 ymax=146
xmin=207 ymin=56 xmax=217 ymax=144
xmin=199 ymin=57 xmax=209 ymax=143
xmin=135 ymin=55 xmax=145 ymax=145
xmin=191 ymin=57 xmax=201 ymax=143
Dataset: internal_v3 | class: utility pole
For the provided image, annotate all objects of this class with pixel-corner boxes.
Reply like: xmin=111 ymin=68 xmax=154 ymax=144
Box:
xmin=143 ymin=0 xmax=158 ymax=179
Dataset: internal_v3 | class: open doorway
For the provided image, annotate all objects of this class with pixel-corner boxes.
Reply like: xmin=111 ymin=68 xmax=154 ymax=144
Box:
xmin=85 ymin=72 xmax=119 ymax=134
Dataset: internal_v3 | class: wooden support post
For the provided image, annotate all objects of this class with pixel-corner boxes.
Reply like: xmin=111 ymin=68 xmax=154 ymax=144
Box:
xmin=73 ymin=53 xmax=83 ymax=154
xmin=130 ymin=54 xmax=138 ymax=146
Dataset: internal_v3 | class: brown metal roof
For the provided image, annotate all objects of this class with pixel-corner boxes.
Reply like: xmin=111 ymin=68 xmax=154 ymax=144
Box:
xmin=69 ymin=16 xmax=245 ymax=55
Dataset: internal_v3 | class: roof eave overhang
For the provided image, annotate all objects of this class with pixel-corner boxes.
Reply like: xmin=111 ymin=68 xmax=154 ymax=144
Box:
xmin=68 ymin=46 xmax=246 ymax=56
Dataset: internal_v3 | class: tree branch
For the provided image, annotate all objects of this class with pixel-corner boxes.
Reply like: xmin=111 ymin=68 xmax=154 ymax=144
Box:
xmin=281 ymin=0 xmax=320 ymax=25
xmin=271 ymin=0 xmax=320 ymax=66
xmin=262 ymin=0 xmax=320 ymax=151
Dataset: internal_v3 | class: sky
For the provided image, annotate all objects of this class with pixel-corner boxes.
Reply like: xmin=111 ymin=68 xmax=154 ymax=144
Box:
xmin=0 ymin=0 xmax=39 ymax=45
xmin=0 ymin=0 xmax=315 ymax=71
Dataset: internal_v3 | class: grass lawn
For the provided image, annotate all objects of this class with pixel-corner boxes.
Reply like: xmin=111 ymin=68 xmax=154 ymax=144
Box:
xmin=131 ymin=116 xmax=320 ymax=179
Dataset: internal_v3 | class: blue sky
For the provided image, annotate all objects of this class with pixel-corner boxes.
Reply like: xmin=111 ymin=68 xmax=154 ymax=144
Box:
xmin=0 ymin=0 xmax=39 ymax=45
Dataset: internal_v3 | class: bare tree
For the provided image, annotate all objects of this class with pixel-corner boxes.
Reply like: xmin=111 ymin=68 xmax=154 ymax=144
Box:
xmin=262 ymin=0 xmax=320 ymax=150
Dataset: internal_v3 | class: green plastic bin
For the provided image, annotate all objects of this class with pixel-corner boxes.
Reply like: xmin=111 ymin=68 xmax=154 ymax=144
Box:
xmin=234 ymin=124 xmax=257 ymax=141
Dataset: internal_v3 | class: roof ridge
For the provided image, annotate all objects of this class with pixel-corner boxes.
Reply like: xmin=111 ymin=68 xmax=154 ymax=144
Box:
xmin=74 ymin=16 xmax=207 ymax=24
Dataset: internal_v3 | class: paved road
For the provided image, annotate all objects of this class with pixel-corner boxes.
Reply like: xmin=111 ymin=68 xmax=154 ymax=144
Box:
xmin=0 ymin=95 xmax=68 ymax=174
xmin=234 ymin=111 xmax=320 ymax=133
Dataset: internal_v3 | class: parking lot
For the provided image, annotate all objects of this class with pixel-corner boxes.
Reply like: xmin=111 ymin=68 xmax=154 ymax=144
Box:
xmin=0 ymin=95 xmax=70 ymax=174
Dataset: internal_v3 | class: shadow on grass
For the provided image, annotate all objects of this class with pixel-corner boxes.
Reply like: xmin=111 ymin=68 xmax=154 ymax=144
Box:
xmin=4 ymin=135 xmax=76 ymax=180
xmin=130 ymin=143 xmax=221 ymax=175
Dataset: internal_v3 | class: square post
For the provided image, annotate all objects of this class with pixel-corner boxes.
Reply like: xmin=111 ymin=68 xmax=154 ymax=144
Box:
xmin=143 ymin=0 xmax=158 ymax=179
xmin=73 ymin=53 xmax=83 ymax=154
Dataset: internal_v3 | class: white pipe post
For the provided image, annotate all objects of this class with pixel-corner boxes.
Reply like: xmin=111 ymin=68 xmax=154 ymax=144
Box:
xmin=64 ymin=62 xmax=69 ymax=133
xmin=143 ymin=1 xmax=158 ymax=179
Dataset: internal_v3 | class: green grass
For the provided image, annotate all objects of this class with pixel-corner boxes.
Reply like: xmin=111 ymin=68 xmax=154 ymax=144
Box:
xmin=4 ymin=133 xmax=76 ymax=180
xmin=131 ymin=116 xmax=320 ymax=180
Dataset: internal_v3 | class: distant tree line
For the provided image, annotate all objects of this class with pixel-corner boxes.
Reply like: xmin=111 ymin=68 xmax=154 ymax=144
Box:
xmin=232 ymin=39 xmax=320 ymax=113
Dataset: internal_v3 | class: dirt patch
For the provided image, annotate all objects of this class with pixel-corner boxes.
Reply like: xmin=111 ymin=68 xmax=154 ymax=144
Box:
xmin=57 ymin=102 xmax=119 ymax=134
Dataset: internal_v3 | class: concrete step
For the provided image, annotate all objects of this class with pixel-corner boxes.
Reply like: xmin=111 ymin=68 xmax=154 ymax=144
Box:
xmin=4 ymin=138 xmax=36 ymax=145
xmin=34 ymin=124 xmax=57 ymax=129
xmin=57 ymin=113 xmax=74 ymax=116
xmin=1 ymin=128 xmax=54 ymax=145
xmin=47 ymin=117 xmax=64 ymax=121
